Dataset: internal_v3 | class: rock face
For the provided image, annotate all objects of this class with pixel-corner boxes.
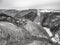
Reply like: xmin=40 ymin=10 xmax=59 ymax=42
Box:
xmin=0 ymin=9 xmax=60 ymax=45
xmin=40 ymin=9 xmax=60 ymax=44
xmin=40 ymin=10 xmax=60 ymax=33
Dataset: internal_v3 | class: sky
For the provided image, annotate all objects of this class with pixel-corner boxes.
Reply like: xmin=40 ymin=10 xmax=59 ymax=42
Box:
xmin=0 ymin=0 xmax=60 ymax=10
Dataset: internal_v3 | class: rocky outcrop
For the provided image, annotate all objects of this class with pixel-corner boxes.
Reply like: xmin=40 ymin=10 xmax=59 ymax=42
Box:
xmin=0 ymin=9 xmax=60 ymax=45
